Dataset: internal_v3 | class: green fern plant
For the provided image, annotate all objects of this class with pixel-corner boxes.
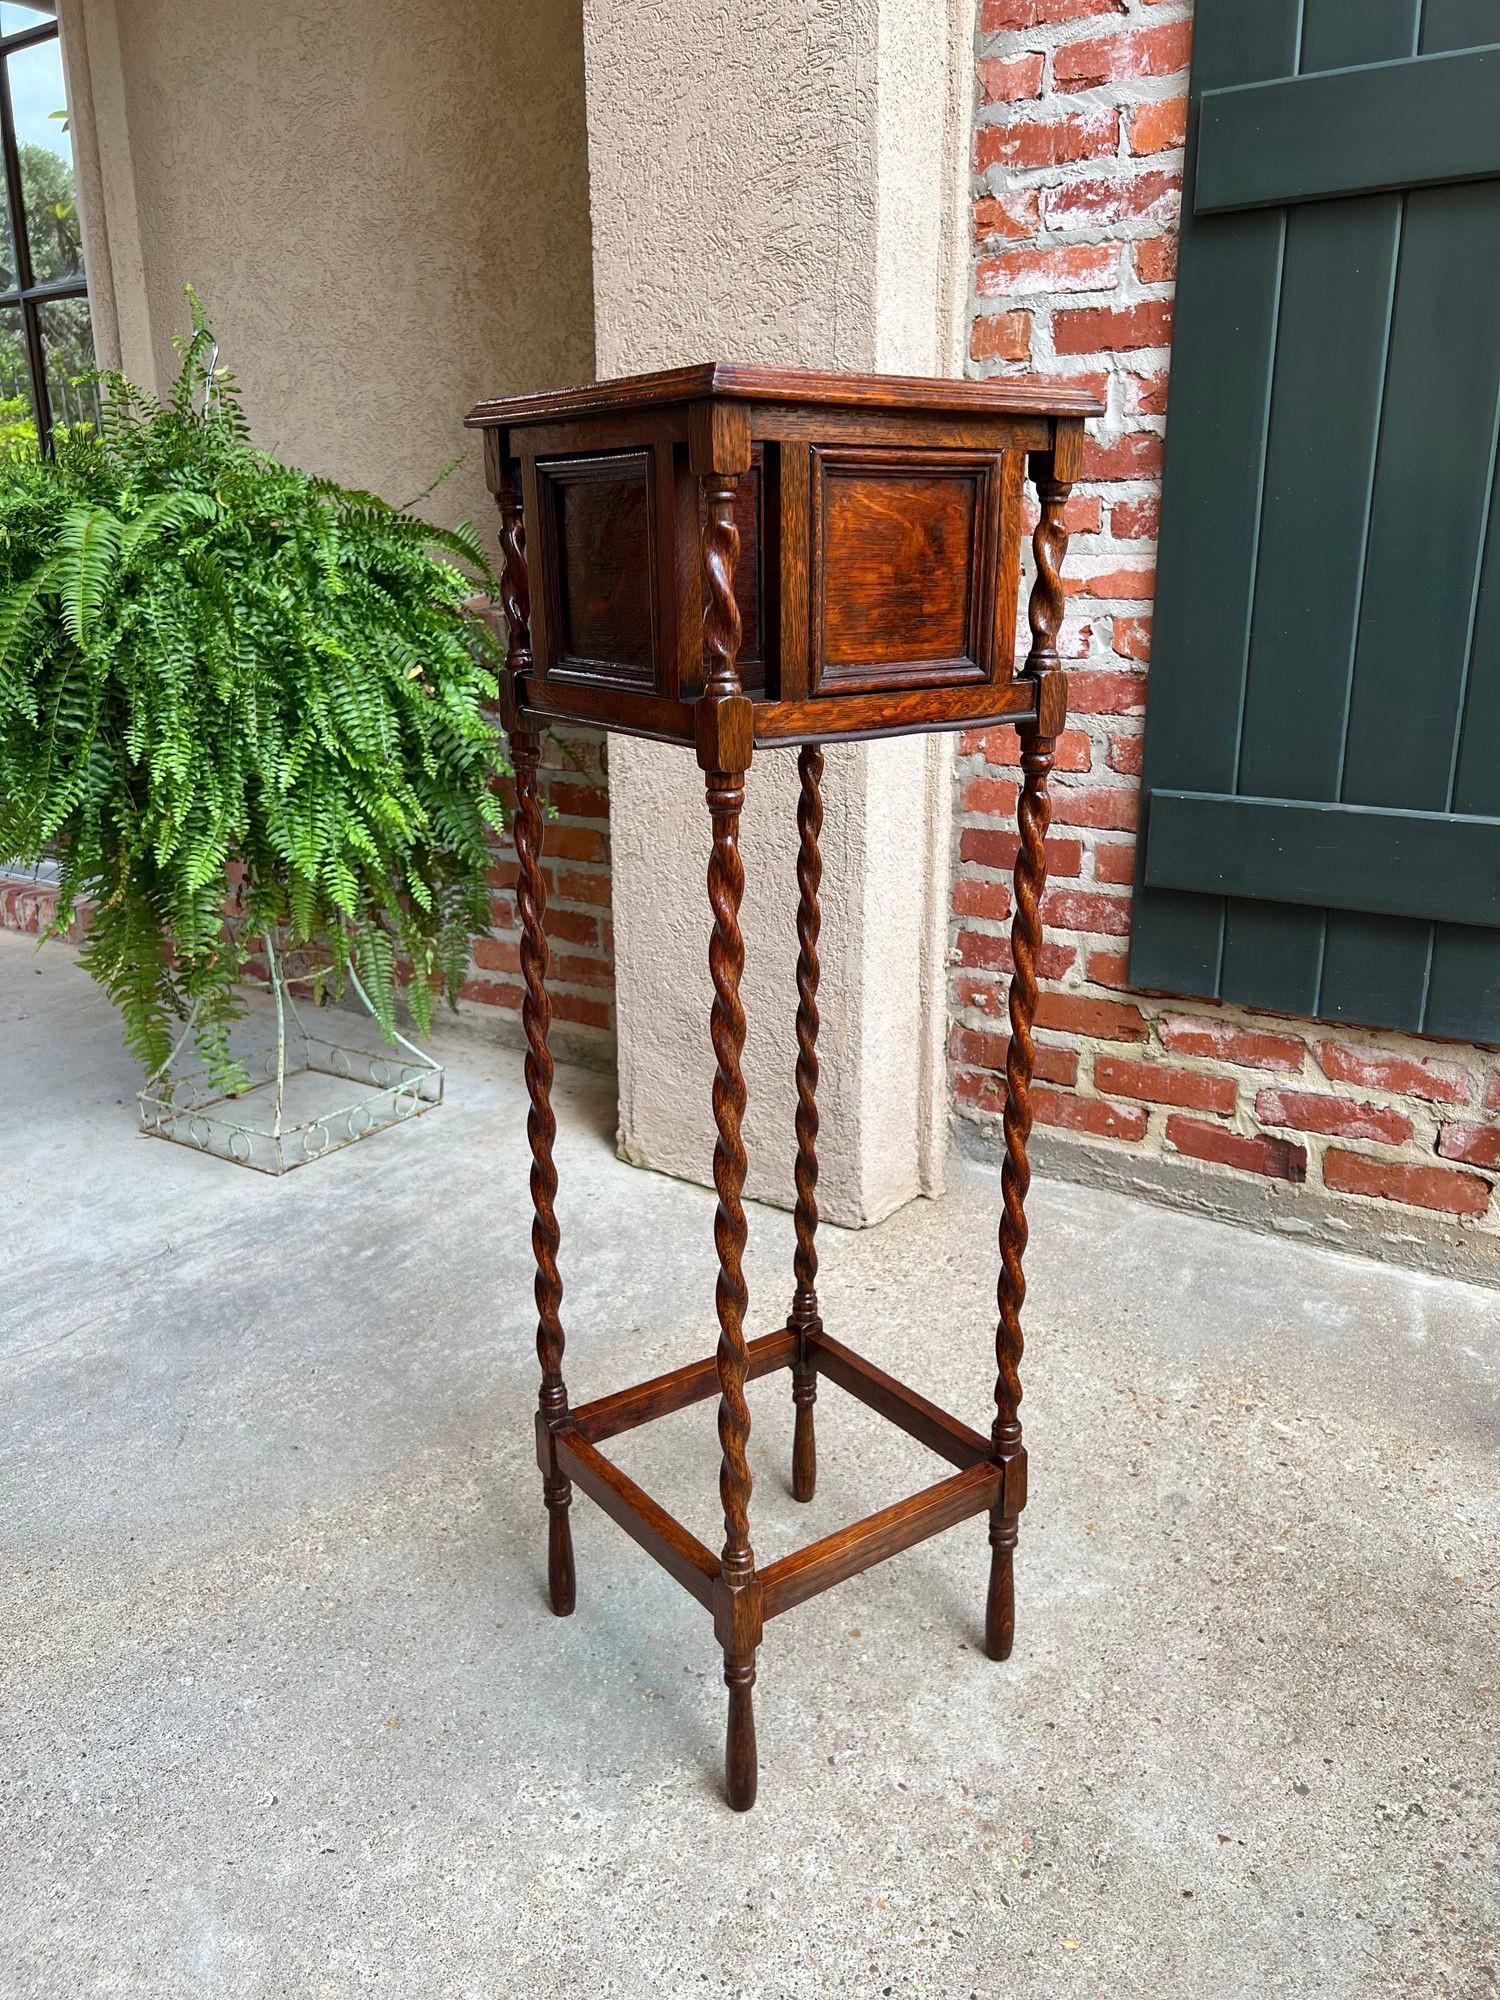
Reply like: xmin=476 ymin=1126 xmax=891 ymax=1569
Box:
xmin=0 ymin=297 xmax=506 ymax=1086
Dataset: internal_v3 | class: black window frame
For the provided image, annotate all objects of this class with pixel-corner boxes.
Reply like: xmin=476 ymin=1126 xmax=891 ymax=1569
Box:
xmin=0 ymin=4 xmax=91 ymax=445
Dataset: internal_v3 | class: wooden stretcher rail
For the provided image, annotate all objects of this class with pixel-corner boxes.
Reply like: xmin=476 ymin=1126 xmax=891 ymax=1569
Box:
xmin=759 ymin=1462 xmax=1002 ymax=1620
xmin=810 ymin=1330 xmax=993 ymax=1470
xmin=554 ymin=1428 xmax=720 ymax=1609
xmin=571 ymin=1328 xmax=797 ymax=1444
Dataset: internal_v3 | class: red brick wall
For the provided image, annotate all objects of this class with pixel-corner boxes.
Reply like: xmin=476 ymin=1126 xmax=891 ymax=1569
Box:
xmin=466 ymin=727 xmax=615 ymax=1057
xmin=958 ymin=0 xmax=1500 ymax=1237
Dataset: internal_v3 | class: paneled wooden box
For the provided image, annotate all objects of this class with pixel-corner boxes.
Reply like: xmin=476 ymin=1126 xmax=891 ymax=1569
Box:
xmin=466 ymin=362 xmax=1098 ymax=747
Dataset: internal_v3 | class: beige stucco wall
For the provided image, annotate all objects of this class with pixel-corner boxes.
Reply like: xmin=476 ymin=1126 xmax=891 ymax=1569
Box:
xmin=63 ymin=0 xmax=595 ymax=532
xmin=583 ymin=0 xmax=975 ymax=1226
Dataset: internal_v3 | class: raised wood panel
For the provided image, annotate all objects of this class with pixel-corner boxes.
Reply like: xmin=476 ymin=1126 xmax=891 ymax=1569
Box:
xmin=536 ymin=450 xmax=657 ymax=686
xmin=810 ymin=449 xmax=999 ymax=694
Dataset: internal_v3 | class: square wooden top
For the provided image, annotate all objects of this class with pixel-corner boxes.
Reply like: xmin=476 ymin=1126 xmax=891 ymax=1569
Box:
xmin=465 ymin=361 xmax=1104 ymax=431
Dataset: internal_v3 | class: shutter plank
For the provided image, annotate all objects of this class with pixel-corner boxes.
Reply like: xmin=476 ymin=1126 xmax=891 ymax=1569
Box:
xmin=1196 ymin=48 xmax=1500 ymax=215
xmin=1420 ymin=0 xmax=1500 ymax=1039
xmin=1147 ymin=793 xmax=1500 ymax=928
xmin=1219 ymin=198 xmax=1405 ymax=1013
xmin=1320 ymin=180 xmax=1500 ymax=1029
xmin=1128 ymin=0 xmax=1303 ymax=1001
xmin=1219 ymin=0 xmax=1419 ymax=1016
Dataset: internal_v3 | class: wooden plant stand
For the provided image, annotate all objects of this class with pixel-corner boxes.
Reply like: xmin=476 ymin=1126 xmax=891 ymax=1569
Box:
xmin=466 ymin=364 xmax=1099 ymax=1809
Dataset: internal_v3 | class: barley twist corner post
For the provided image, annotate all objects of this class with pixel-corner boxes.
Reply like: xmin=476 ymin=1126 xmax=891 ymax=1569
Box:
xmin=471 ymin=367 xmax=1098 ymax=1811
xmin=492 ymin=435 xmax=575 ymax=1621
xmin=789 ymin=740 xmax=824 ymax=1507
xmin=987 ymin=438 xmax=1077 ymax=1663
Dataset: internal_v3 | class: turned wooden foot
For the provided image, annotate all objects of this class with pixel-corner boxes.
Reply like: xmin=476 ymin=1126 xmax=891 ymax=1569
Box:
xmin=791 ymin=1367 xmax=817 ymax=1503
xmin=985 ymin=1513 xmax=1018 ymax=1661
xmin=724 ymin=1653 xmax=758 ymax=1811
xmin=545 ymin=1480 xmax=576 ymax=1617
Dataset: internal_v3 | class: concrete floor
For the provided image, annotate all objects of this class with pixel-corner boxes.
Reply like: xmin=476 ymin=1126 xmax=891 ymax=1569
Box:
xmin=2 ymin=931 xmax=1497 ymax=2000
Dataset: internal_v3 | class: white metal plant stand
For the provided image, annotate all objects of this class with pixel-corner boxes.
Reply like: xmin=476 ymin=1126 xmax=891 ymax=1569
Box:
xmin=137 ymin=932 xmax=444 ymax=1174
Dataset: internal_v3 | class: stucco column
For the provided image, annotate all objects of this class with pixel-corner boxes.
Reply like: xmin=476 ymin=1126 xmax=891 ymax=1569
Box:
xmin=582 ymin=0 xmax=977 ymax=1225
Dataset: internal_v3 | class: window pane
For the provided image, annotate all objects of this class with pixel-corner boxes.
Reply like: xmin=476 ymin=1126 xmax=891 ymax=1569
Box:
xmin=38 ymin=292 xmax=95 ymax=427
xmin=7 ymin=33 xmax=82 ymax=284
xmin=0 ymin=298 xmax=38 ymax=448
xmin=0 ymin=153 xmax=15 ymax=293
xmin=0 ymin=5 xmax=58 ymax=34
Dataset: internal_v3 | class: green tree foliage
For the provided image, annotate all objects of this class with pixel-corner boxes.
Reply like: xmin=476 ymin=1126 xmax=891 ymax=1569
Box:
xmin=0 ymin=142 xmax=98 ymax=434
xmin=0 ymin=298 xmax=507 ymax=1086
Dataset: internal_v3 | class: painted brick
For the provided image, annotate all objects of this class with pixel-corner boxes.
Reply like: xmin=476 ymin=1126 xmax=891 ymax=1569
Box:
xmin=950 ymin=1025 xmax=1079 ymax=1087
xmin=552 ymin=991 xmax=611 ymax=1032
xmin=1094 ymin=841 xmax=1136 ymax=885
xmin=1067 ymin=669 xmax=1147 ymax=714
xmin=1124 ymin=369 xmax=1172 ymax=416
xmin=1159 ymin=1016 xmax=1305 ymax=1072
xmin=971 ymin=310 xmax=1034 ymax=362
xmin=547 ymin=779 xmax=609 ymax=818
xmin=1080 ymin=430 xmax=1166 ymax=481
xmin=1436 ymin=1122 xmax=1500 ymax=1170
xmin=977 ymin=243 xmax=1119 ymax=299
xmin=980 ymin=0 xmax=1121 ymax=28
xmin=1034 ymin=1088 xmax=1150 ymax=1142
xmin=965 ymin=724 xmax=1093 ymax=771
xmin=1050 ymin=785 xmax=1138 ymax=831
xmin=956 ymin=929 xmax=1078 ymax=980
xmin=543 ymin=908 xmax=600 ymax=947
xmin=1112 ymin=615 xmax=1153 ymax=661
xmin=973 ymin=191 xmax=1043 ymax=242
xmin=1035 ymin=990 xmax=1148 ymax=1041
xmin=1052 ymin=20 xmax=1193 ymax=90
xmin=961 ymin=827 xmax=1085 ymax=877
xmin=473 ymin=936 xmax=521 ymax=974
xmin=975 ymin=108 xmax=1119 ymax=175
xmin=1315 ymin=1041 xmax=1472 ymax=1107
xmin=1042 ymin=887 xmax=1132 ymax=936
xmin=1129 ymin=96 xmax=1189 ymax=157
xmin=1097 ymin=1056 xmax=1237 ymax=1114
xmin=978 ymin=52 xmax=1046 ymax=103
xmin=1255 ymin=1089 xmax=1415 ymax=1146
xmin=552 ymin=868 xmax=613 ymax=909
xmin=1055 ymin=299 xmax=1173 ymax=355
xmin=460 ymin=975 xmax=523 ymax=1012
xmin=1134 ymin=232 xmax=1179 ymax=285
xmin=1111 ymin=495 xmax=1161 ymax=540
xmin=961 ymin=775 xmax=1021 ymax=815
xmin=1066 ymin=565 xmax=1156 ymax=601
xmin=1042 ymin=168 xmax=1182 ymax=233
xmin=1323 ymin=1151 xmax=1491 ymax=1218
xmin=1087 ymin=947 xmax=1132 ymax=988
xmin=1166 ymin=1117 xmax=1308 ymax=1183
xmin=953 ymin=878 xmax=1014 ymax=921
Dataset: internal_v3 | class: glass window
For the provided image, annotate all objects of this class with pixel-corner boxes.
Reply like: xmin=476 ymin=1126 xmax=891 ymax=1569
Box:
xmin=0 ymin=4 xmax=96 ymax=448
xmin=9 ymin=34 xmax=82 ymax=283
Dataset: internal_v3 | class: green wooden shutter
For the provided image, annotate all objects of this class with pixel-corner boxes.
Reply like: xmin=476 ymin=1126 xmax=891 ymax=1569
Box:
xmin=1129 ymin=0 xmax=1500 ymax=1043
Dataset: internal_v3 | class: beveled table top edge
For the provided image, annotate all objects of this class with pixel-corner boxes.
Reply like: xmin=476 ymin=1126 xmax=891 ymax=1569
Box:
xmin=465 ymin=361 xmax=1104 ymax=429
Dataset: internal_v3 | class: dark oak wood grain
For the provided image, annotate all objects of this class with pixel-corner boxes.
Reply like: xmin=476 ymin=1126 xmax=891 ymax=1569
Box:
xmin=571 ymin=1328 xmax=795 ymax=1445
xmin=468 ymin=360 xmax=1104 ymax=429
xmin=761 ymin=1463 xmax=1001 ymax=1620
xmin=485 ymin=365 xmax=1087 ymax=1809
xmin=789 ymin=743 xmax=824 ymax=1505
xmin=555 ymin=1429 xmax=719 ymax=1609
